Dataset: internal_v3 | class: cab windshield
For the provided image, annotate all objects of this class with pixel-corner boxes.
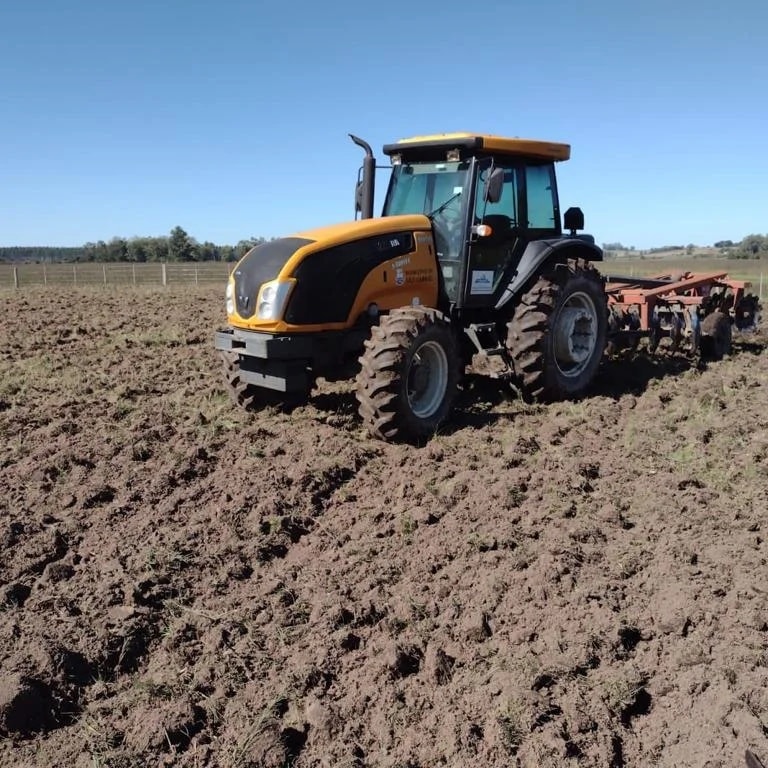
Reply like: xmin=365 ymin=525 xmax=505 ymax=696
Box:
xmin=383 ymin=160 xmax=470 ymax=267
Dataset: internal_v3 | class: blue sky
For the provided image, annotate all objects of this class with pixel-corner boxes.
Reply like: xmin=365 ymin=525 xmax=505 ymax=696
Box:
xmin=1 ymin=0 xmax=766 ymax=249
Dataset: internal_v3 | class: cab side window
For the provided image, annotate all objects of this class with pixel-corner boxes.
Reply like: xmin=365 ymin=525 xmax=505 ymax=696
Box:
xmin=525 ymin=164 xmax=557 ymax=230
xmin=475 ymin=165 xmax=518 ymax=224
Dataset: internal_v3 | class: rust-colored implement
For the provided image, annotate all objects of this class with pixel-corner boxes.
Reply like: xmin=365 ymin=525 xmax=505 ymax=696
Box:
xmin=603 ymin=270 xmax=760 ymax=357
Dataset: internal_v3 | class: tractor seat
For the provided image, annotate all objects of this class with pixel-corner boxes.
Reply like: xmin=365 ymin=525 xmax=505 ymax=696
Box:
xmin=472 ymin=214 xmax=518 ymax=272
xmin=480 ymin=214 xmax=515 ymax=243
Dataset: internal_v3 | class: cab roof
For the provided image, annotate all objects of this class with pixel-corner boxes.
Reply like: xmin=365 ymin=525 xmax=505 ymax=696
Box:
xmin=382 ymin=132 xmax=571 ymax=162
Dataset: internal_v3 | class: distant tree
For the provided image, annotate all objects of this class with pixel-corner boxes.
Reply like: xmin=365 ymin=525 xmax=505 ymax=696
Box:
xmin=146 ymin=237 xmax=169 ymax=262
xmin=235 ymin=238 xmax=263 ymax=258
xmin=740 ymin=234 xmax=768 ymax=256
xmin=197 ymin=241 xmax=220 ymax=262
xmin=105 ymin=237 xmax=128 ymax=261
xmin=126 ymin=238 xmax=149 ymax=263
xmin=85 ymin=240 xmax=109 ymax=261
xmin=168 ymin=226 xmax=195 ymax=261
xmin=220 ymin=245 xmax=237 ymax=262
xmin=714 ymin=239 xmax=734 ymax=248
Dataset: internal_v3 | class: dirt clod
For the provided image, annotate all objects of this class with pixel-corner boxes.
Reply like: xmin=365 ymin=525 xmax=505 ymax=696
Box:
xmin=1 ymin=582 xmax=31 ymax=607
xmin=386 ymin=643 xmax=424 ymax=678
xmin=0 ymin=675 xmax=56 ymax=736
xmin=463 ymin=610 xmax=493 ymax=642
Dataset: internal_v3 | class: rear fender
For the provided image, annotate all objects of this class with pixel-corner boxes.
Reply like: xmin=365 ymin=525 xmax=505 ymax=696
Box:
xmin=496 ymin=238 xmax=603 ymax=310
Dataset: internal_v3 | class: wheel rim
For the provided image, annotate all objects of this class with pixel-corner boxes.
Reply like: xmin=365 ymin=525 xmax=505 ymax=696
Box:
xmin=552 ymin=290 xmax=599 ymax=378
xmin=406 ymin=340 xmax=449 ymax=419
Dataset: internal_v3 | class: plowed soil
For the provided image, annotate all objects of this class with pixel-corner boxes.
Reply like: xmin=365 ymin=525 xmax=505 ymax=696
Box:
xmin=2 ymin=286 xmax=768 ymax=768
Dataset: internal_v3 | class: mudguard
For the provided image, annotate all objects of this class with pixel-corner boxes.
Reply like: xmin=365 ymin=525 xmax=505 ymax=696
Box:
xmin=495 ymin=237 xmax=603 ymax=311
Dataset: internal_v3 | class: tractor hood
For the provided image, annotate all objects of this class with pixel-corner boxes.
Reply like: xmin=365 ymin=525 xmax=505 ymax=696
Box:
xmin=231 ymin=214 xmax=431 ymax=321
xmin=292 ymin=214 xmax=431 ymax=247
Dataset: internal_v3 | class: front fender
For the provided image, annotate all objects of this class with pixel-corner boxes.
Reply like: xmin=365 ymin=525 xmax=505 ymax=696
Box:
xmin=496 ymin=237 xmax=603 ymax=310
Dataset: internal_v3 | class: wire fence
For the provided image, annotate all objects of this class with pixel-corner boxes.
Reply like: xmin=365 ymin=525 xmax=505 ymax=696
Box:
xmin=0 ymin=261 xmax=234 ymax=289
xmin=2 ymin=258 xmax=765 ymax=299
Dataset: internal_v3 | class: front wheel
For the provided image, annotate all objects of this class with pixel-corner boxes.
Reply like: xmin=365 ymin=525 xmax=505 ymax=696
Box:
xmin=506 ymin=259 xmax=608 ymax=400
xmin=355 ymin=308 xmax=460 ymax=441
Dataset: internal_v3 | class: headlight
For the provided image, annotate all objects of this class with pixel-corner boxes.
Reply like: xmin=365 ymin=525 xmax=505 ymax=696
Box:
xmin=225 ymin=281 xmax=234 ymax=315
xmin=256 ymin=279 xmax=294 ymax=321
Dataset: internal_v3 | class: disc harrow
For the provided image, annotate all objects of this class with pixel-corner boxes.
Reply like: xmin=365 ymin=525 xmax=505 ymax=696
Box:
xmin=603 ymin=270 xmax=761 ymax=358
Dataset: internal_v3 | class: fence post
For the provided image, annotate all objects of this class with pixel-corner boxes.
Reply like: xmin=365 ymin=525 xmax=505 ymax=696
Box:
xmin=73 ymin=264 xmax=77 ymax=286
xmin=162 ymin=263 xmax=167 ymax=287
xmin=13 ymin=266 xmax=19 ymax=289
xmin=132 ymin=264 xmax=136 ymax=286
xmin=195 ymin=265 xmax=199 ymax=285
xmin=43 ymin=264 xmax=47 ymax=286
xmin=103 ymin=263 xmax=107 ymax=286
xmin=760 ymin=273 xmax=764 ymax=300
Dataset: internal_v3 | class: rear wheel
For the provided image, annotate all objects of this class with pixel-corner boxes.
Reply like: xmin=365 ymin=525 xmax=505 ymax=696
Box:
xmin=506 ymin=259 xmax=607 ymax=400
xmin=700 ymin=311 xmax=732 ymax=360
xmin=355 ymin=308 xmax=460 ymax=441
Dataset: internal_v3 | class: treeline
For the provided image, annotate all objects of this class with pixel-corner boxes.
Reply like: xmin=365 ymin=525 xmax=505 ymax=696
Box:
xmin=5 ymin=227 xmax=768 ymax=264
xmin=647 ymin=245 xmax=687 ymax=254
xmin=603 ymin=242 xmax=691 ymax=255
xmin=0 ymin=246 xmax=86 ymax=262
xmin=604 ymin=234 xmax=768 ymax=259
xmin=0 ymin=227 xmax=268 ymax=264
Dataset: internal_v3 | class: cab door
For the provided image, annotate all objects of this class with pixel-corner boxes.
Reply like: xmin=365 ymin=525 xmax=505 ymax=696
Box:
xmin=462 ymin=161 xmax=526 ymax=307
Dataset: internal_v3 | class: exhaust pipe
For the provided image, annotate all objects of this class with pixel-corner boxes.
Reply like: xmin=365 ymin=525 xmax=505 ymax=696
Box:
xmin=349 ymin=134 xmax=375 ymax=220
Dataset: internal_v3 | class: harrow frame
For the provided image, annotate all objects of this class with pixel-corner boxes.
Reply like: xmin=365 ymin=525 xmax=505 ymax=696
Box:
xmin=603 ymin=270 xmax=759 ymax=354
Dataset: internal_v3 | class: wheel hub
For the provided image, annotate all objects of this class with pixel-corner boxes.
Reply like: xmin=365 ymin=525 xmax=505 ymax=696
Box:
xmin=407 ymin=340 xmax=449 ymax=419
xmin=410 ymin=362 xmax=431 ymax=395
xmin=553 ymin=293 xmax=598 ymax=376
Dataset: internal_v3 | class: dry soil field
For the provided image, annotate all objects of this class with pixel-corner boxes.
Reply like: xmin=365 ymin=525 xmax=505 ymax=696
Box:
xmin=2 ymin=286 xmax=768 ymax=768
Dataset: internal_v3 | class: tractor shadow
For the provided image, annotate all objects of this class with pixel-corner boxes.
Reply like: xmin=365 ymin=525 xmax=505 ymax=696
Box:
xmin=448 ymin=352 xmax=704 ymax=432
xmin=309 ymin=388 xmax=362 ymax=430
xmin=595 ymin=330 xmax=767 ymax=399
xmin=439 ymin=375 xmax=527 ymax=436
xmin=307 ymin=332 xmax=767 ymax=441
xmin=445 ymin=332 xmax=768 ymax=435
xmin=590 ymin=351 xmax=695 ymax=399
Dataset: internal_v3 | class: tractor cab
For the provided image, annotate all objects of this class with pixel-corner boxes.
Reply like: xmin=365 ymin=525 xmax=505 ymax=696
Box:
xmin=376 ymin=133 xmax=572 ymax=309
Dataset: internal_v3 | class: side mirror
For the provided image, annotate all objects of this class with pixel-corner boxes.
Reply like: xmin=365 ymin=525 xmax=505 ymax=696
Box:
xmin=563 ymin=207 xmax=584 ymax=235
xmin=484 ymin=167 xmax=504 ymax=204
xmin=355 ymin=179 xmax=363 ymax=214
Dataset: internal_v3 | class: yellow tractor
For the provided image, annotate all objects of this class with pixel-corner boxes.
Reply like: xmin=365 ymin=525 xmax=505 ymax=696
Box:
xmin=214 ymin=132 xmax=607 ymax=440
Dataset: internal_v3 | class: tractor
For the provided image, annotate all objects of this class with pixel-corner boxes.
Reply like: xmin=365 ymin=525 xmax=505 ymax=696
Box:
xmin=214 ymin=132 xmax=609 ymax=440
